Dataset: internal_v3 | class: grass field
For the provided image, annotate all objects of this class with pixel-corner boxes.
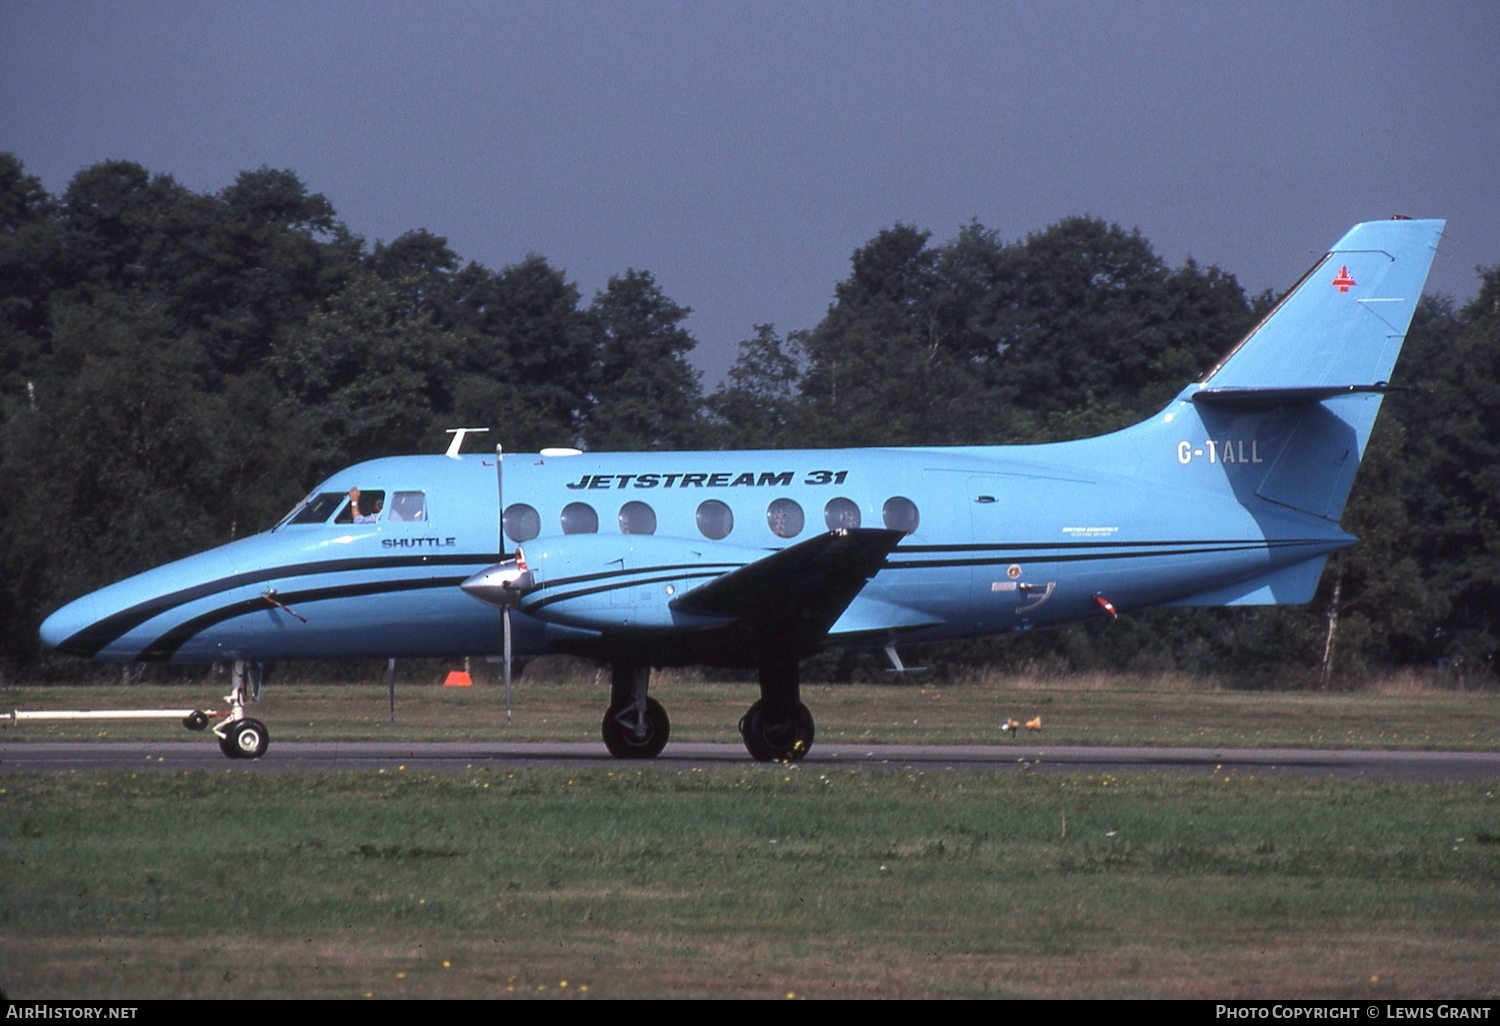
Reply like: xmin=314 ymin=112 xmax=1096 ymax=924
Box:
xmin=4 ymin=674 xmax=1498 ymax=999
xmin=3 ymin=769 xmax=1498 ymax=999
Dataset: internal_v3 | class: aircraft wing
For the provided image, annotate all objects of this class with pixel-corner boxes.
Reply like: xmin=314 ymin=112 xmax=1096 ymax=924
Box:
xmin=670 ymin=528 xmax=906 ymax=655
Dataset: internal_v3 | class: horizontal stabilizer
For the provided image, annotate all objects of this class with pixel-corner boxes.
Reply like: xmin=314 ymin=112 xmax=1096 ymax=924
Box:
xmin=671 ymin=529 xmax=904 ymax=652
xmin=1192 ymin=384 xmax=1395 ymax=409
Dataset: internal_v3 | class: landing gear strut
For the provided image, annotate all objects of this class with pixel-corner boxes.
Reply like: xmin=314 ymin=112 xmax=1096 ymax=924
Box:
xmin=601 ymin=664 xmax=670 ymax=759
xmin=214 ymin=659 xmax=270 ymax=760
xmin=740 ymin=658 xmax=814 ymax=762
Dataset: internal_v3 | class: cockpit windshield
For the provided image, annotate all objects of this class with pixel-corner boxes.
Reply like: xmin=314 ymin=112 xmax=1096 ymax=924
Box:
xmin=276 ymin=488 xmax=413 ymax=529
xmin=281 ymin=492 xmax=346 ymax=527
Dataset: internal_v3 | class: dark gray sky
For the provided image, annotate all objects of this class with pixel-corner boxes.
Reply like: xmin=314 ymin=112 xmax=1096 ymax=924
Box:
xmin=3 ymin=1 xmax=1496 ymax=382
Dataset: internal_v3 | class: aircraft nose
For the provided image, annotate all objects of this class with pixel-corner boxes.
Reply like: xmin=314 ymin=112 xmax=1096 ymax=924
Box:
xmin=39 ymin=593 xmax=106 ymax=656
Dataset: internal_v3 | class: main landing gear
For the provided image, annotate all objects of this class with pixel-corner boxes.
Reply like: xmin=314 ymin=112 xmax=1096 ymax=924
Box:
xmin=214 ymin=660 xmax=270 ymax=760
xmin=739 ymin=658 xmax=814 ymax=763
xmin=597 ymin=659 xmax=815 ymax=763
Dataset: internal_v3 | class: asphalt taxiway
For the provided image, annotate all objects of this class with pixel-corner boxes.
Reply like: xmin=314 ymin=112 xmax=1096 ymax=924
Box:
xmin=2 ymin=740 xmax=1497 ymax=781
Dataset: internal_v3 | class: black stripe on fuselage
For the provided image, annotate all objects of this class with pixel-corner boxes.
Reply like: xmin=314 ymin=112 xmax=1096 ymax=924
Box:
xmin=91 ymin=538 xmax=1335 ymax=660
xmin=886 ymin=543 xmax=1310 ymax=571
xmin=62 ymin=553 xmax=497 ymax=658
xmin=884 ymin=538 xmax=1332 ymax=570
xmin=136 ymin=575 xmax=470 ymax=662
xmin=894 ymin=538 xmax=1324 ymax=554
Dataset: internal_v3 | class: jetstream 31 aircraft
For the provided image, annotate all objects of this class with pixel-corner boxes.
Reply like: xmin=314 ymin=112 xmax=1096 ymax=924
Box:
xmin=39 ymin=218 xmax=1444 ymax=762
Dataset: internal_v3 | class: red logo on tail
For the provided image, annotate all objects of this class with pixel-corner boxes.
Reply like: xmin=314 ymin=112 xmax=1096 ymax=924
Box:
xmin=1331 ymin=265 xmax=1356 ymax=292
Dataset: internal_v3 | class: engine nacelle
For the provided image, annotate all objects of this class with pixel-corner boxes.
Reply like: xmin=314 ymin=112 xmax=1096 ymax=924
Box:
xmin=509 ymin=534 xmax=765 ymax=631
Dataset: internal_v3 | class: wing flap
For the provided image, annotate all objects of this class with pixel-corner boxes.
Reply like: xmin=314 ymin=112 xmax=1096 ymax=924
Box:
xmin=829 ymin=596 xmax=944 ymax=639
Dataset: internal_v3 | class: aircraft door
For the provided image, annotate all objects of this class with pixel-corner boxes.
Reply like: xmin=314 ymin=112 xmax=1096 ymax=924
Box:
xmin=967 ymin=476 xmax=1050 ymax=631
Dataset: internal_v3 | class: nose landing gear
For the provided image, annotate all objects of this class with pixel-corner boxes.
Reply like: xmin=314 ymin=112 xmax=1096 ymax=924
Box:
xmin=211 ymin=660 xmax=270 ymax=760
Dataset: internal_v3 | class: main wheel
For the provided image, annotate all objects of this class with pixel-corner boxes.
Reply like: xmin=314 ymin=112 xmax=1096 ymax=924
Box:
xmin=739 ymin=699 xmax=815 ymax=762
xmin=601 ymin=698 xmax=670 ymax=759
xmin=219 ymin=718 xmax=270 ymax=760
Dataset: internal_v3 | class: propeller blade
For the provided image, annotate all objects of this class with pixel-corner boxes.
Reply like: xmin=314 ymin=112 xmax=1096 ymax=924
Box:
xmin=503 ymin=607 xmax=513 ymax=725
xmin=497 ymin=443 xmax=512 ymax=725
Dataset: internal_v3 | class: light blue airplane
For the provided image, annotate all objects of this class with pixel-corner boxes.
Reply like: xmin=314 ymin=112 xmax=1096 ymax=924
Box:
xmin=39 ymin=218 xmax=1444 ymax=762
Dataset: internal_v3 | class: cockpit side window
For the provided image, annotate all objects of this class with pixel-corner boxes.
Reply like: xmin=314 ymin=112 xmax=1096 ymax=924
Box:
xmin=285 ymin=493 xmax=347 ymax=526
xmin=388 ymin=491 xmax=426 ymax=522
xmin=336 ymin=490 xmax=386 ymax=524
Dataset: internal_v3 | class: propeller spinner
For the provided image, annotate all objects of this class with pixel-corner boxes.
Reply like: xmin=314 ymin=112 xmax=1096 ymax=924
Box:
xmin=459 ymin=552 xmax=534 ymax=609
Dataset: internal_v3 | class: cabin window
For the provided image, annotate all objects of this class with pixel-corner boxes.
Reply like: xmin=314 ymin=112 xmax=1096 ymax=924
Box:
xmin=882 ymin=496 xmax=920 ymax=534
xmin=766 ymin=498 xmax=804 ymax=539
xmin=504 ymin=503 xmax=541 ymax=543
xmin=561 ymin=502 xmax=599 ymax=534
xmin=824 ymin=497 xmax=861 ymax=530
xmin=285 ymin=492 xmax=345 ymax=525
xmin=619 ymin=501 xmax=657 ymax=535
xmin=336 ymin=490 xmax=385 ymax=524
xmin=696 ymin=500 xmax=733 ymax=540
xmin=388 ymin=491 xmax=427 ymax=523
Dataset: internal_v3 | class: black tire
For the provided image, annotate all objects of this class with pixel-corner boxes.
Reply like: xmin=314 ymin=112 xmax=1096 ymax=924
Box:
xmin=222 ymin=718 xmax=270 ymax=760
xmin=601 ymin=698 xmax=670 ymax=759
xmin=182 ymin=710 xmax=209 ymax=732
xmin=739 ymin=699 xmax=815 ymax=762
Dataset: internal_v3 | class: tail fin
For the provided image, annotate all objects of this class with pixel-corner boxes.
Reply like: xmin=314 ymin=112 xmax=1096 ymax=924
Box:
xmin=1123 ymin=218 xmax=1444 ymax=523
xmin=1197 ymin=217 xmax=1444 ymax=394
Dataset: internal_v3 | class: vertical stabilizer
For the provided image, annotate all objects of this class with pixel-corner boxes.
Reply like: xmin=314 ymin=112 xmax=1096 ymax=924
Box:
xmin=1198 ymin=218 xmax=1444 ymax=393
xmin=1183 ymin=218 xmax=1444 ymax=521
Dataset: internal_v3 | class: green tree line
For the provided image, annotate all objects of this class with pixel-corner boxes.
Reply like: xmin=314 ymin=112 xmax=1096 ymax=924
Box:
xmin=2 ymin=154 xmax=1495 ymax=683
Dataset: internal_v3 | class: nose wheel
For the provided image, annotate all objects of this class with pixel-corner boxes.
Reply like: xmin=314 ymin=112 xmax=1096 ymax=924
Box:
xmin=219 ymin=717 xmax=270 ymax=759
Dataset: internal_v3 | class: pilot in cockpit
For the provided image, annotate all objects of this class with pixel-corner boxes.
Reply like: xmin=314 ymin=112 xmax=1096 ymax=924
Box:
xmin=347 ymin=487 xmax=383 ymax=524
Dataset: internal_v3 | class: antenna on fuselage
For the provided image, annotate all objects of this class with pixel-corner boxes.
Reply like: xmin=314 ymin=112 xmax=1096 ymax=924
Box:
xmin=444 ymin=427 xmax=489 ymax=459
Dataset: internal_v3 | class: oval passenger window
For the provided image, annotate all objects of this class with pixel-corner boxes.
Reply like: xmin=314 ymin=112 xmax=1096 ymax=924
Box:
xmin=882 ymin=496 xmax=920 ymax=534
xmin=561 ymin=502 xmax=599 ymax=535
xmin=824 ymin=497 xmax=861 ymax=530
xmin=619 ymin=501 xmax=657 ymax=535
xmin=766 ymin=498 xmax=804 ymax=539
xmin=504 ymin=503 xmax=541 ymax=543
xmin=696 ymin=500 xmax=733 ymax=540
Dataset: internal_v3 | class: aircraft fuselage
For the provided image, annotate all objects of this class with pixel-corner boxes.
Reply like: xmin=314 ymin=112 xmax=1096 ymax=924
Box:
xmin=41 ymin=435 xmax=1352 ymax=667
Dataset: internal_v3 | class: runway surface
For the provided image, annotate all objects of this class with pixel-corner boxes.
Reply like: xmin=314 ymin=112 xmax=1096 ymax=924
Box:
xmin=3 ymin=740 xmax=1497 ymax=781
